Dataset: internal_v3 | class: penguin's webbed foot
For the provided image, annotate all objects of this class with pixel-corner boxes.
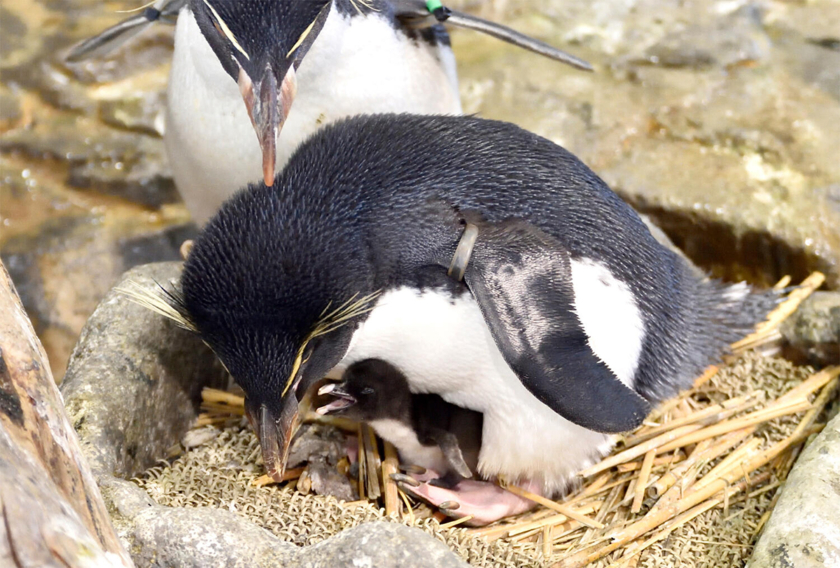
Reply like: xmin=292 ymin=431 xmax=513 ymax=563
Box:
xmin=396 ymin=477 xmax=540 ymax=526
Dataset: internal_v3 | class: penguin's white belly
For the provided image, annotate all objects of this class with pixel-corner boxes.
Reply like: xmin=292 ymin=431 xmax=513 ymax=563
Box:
xmin=165 ymin=8 xmax=462 ymax=225
xmin=338 ymin=286 xmax=618 ymax=496
xmin=368 ymin=418 xmax=449 ymax=474
xmin=165 ymin=13 xmax=259 ymax=225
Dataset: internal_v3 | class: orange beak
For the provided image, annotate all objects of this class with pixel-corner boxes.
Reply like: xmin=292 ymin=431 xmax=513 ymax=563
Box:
xmin=238 ymin=63 xmax=298 ymax=186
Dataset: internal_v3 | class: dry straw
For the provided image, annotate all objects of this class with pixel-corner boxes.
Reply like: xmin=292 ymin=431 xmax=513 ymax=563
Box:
xmin=183 ymin=272 xmax=832 ymax=567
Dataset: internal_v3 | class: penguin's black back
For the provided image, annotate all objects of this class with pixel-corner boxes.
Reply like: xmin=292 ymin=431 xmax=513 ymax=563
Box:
xmin=190 ymin=114 xmax=769 ymax=403
xmin=274 ymin=112 xmax=676 ymax=327
xmin=274 ymin=113 xmax=670 ymax=277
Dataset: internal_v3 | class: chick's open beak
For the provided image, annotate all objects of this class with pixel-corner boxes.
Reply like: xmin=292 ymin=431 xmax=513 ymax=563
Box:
xmin=238 ymin=63 xmax=298 ymax=187
xmin=315 ymin=382 xmax=357 ymax=415
xmin=246 ymin=396 xmax=300 ymax=482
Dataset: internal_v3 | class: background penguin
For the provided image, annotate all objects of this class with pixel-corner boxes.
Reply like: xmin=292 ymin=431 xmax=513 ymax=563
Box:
xmin=317 ymin=358 xmax=483 ymax=488
xmin=139 ymin=113 xmax=777 ymax=524
xmin=67 ymin=0 xmax=591 ymax=225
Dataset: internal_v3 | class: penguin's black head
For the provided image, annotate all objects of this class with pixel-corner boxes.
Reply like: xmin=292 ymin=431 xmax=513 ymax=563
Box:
xmin=316 ymin=359 xmax=412 ymax=423
xmin=179 ymin=181 xmax=375 ymax=481
xmin=191 ymin=0 xmax=333 ymax=185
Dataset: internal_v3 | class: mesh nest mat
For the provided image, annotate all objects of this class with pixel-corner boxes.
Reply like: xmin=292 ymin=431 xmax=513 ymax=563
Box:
xmin=133 ymin=273 xmax=840 ymax=567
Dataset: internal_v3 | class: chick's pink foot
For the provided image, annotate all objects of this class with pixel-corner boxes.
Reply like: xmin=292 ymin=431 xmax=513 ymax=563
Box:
xmin=400 ymin=476 xmax=542 ymax=526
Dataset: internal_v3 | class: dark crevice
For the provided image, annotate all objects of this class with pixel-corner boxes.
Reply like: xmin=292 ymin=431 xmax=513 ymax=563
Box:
xmin=637 ymin=206 xmax=834 ymax=288
xmin=0 ymin=350 xmax=24 ymax=427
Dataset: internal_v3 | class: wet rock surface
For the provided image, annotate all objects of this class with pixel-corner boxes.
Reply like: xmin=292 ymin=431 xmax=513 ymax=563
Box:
xmin=1 ymin=220 xmax=195 ymax=379
xmin=0 ymin=0 xmax=187 ymax=378
xmin=453 ymin=0 xmax=840 ymax=287
xmin=1 ymin=0 xmax=840 ymax=378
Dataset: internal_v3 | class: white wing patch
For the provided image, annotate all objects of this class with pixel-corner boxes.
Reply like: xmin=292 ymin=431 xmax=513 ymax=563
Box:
xmin=570 ymin=258 xmax=645 ymax=387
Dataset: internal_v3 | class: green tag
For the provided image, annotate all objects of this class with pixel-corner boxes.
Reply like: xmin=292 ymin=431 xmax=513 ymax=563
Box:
xmin=426 ymin=0 xmax=443 ymax=13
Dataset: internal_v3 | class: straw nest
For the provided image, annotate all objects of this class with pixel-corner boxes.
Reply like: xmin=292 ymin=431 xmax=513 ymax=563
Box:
xmin=134 ymin=272 xmax=838 ymax=568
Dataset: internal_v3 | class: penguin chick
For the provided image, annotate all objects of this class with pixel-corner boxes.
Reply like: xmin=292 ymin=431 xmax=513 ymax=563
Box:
xmin=165 ymin=114 xmax=777 ymax=519
xmin=317 ymin=358 xmax=483 ymax=487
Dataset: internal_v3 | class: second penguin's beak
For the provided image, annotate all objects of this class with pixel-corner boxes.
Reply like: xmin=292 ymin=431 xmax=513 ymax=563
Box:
xmin=238 ymin=63 xmax=298 ymax=186
xmin=246 ymin=395 xmax=300 ymax=482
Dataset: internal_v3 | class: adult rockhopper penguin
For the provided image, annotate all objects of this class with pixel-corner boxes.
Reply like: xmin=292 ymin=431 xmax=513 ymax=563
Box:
xmin=137 ymin=114 xmax=776 ymax=524
xmin=68 ymin=0 xmax=591 ymax=224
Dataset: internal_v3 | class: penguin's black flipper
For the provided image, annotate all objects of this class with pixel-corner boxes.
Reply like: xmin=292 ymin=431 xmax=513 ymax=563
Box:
xmin=65 ymin=0 xmax=186 ymax=62
xmin=390 ymin=0 xmax=592 ymax=71
xmin=463 ymin=220 xmax=651 ymax=434
xmin=442 ymin=12 xmax=592 ymax=71
xmin=426 ymin=427 xmax=473 ymax=479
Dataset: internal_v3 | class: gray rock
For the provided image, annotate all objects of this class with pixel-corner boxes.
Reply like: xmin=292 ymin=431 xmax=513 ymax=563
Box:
xmin=0 ymin=85 xmax=20 ymax=126
xmin=101 ymin=477 xmax=299 ymax=568
xmin=638 ymin=5 xmax=770 ymax=70
xmin=0 ymin=107 xmax=177 ymax=208
xmin=781 ymin=292 xmax=840 ymax=367
xmin=100 ymin=478 xmax=468 ymax=568
xmin=99 ymin=94 xmax=166 ymax=137
xmin=60 ymin=262 xmax=228 ymax=478
xmin=765 ymin=0 xmax=840 ymax=42
xmin=0 ymin=6 xmax=26 ymax=59
xmin=295 ymin=522 xmax=470 ymax=568
xmin=747 ymin=412 xmax=840 ymax=568
xmin=783 ymin=292 xmax=840 ymax=345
